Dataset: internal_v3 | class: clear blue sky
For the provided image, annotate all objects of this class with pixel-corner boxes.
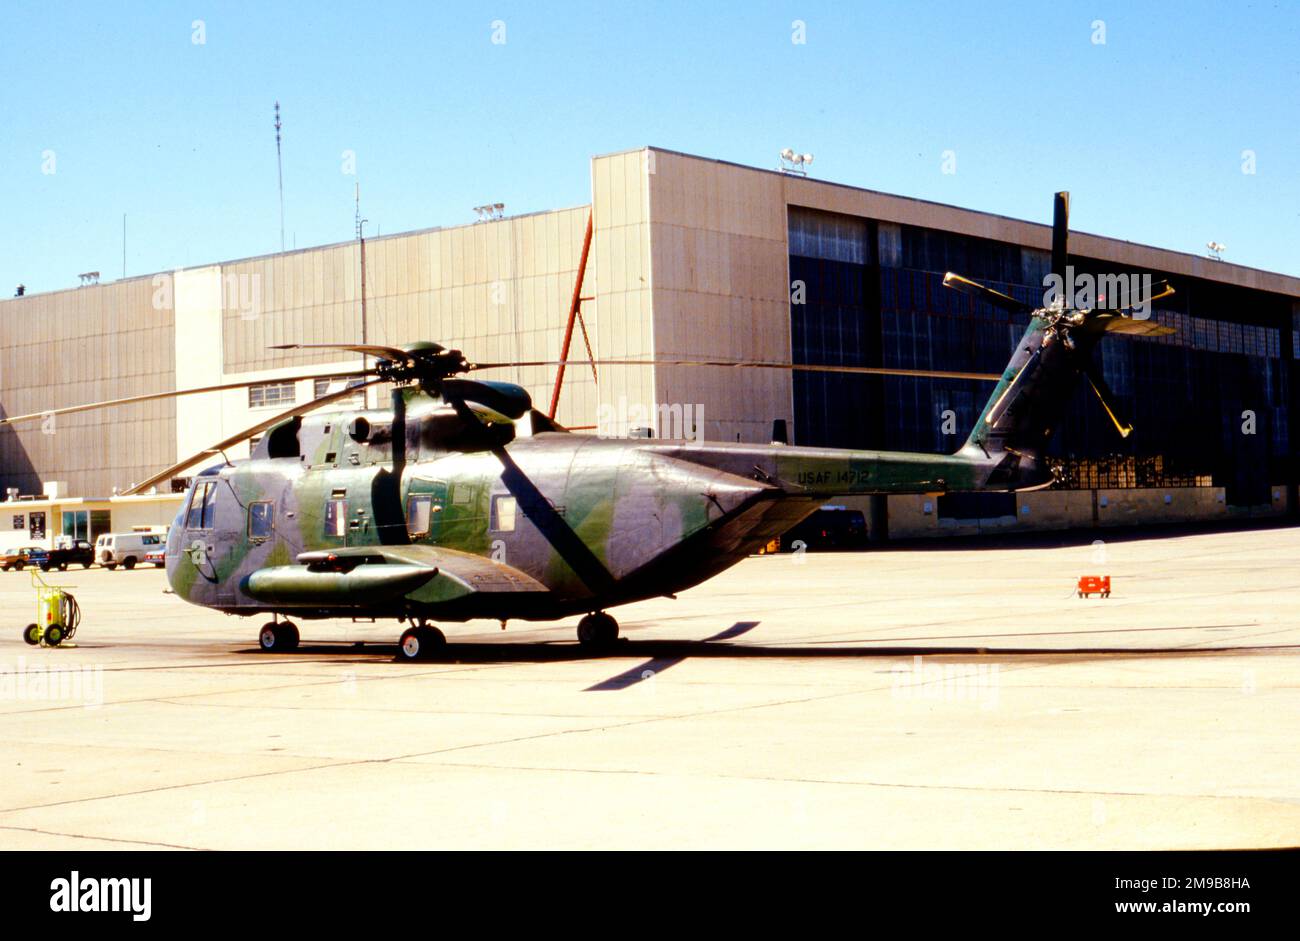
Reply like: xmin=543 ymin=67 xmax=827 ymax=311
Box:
xmin=2 ymin=0 xmax=1297 ymax=294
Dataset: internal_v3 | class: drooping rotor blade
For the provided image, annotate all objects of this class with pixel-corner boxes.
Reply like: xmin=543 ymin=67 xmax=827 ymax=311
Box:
xmin=0 ymin=368 xmax=374 ymax=427
xmin=442 ymin=378 xmax=533 ymax=423
xmin=120 ymin=377 xmax=387 ymax=496
xmin=1082 ymin=360 xmax=1133 ymax=438
xmin=940 ymin=273 xmax=1032 ymax=316
xmin=1092 ymin=314 xmax=1176 ymax=337
xmin=471 ymin=358 xmax=1002 ymax=383
xmin=1051 ymin=191 xmax=1070 ymax=281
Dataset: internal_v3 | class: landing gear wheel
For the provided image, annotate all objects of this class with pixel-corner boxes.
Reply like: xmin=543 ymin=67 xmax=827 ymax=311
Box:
xmin=22 ymin=624 xmax=40 ymax=645
xmin=44 ymin=625 xmax=64 ymax=647
xmin=398 ymin=625 xmax=446 ymax=662
xmin=577 ymin=613 xmax=619 ymax=650
xmin=258 ymin=621 xmax=299 ymax=653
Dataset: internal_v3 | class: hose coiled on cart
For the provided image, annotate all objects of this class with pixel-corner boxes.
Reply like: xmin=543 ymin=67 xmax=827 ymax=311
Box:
xmin=60 ymin=591 xmax=80 ymax=639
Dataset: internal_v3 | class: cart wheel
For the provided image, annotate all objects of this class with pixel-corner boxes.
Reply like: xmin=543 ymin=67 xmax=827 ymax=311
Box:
xmin=45 ymin=625 xmax=64 ymax=647
xmin=22 ymin=624 xmax=40 ymax=645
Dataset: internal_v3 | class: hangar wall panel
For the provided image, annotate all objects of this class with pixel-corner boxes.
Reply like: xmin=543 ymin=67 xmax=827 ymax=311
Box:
xmin=588 ymin=150 xmax=655 ymax=436
xmin=644 ymin=149 xmax=793 ymax=443
xmin=217 ymin=207 xmax=598 ymax=428
xmin=0 ymin=277 xmax=176 ymax=496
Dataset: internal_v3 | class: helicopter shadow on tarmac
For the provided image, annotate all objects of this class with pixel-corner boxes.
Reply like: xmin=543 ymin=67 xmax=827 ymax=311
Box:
xmin=232 ymin=618 xmax=1297 ymax=691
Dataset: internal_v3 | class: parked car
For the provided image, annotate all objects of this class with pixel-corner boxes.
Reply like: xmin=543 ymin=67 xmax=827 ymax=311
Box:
xmin=1 ymin=546 xmax=49 ymax=571
xmin=95 ymin=532 xmax=164 ymax=570
xmin=779 ymin=507 xmax=868 ymax=552
xmin=143 ymin=547 xmax=166 ymax=568
xmin=40 ymin=540 xmax=95 ymax=571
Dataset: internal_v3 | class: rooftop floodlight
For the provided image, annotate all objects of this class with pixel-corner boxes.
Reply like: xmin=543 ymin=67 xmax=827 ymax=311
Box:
xmin=778 ymin=148 xmax=811 ymax=176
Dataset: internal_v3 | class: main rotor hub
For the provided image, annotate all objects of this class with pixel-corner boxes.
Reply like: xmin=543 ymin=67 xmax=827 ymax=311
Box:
xmin=374 ymin=345 xmax=470 ymax=386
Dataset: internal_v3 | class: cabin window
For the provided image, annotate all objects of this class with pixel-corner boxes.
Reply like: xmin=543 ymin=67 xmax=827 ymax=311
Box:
xmin=407 ymin=495 xmax=432 ymax=537
xmin=248 ymin=502 xmax=274 ymax=540
xmin=324 ymin=498 xmax=347 ymax=537
xmin=491 ymin=495 xmax=517 ymax=532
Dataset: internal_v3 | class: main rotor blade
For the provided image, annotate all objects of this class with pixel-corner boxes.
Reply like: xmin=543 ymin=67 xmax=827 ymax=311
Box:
xmin=1051 ymin=191 xmax=1070 ymax=281
xmin=940 ymin=273 xmax=1032 ymax=315
xmin=471 ymin=358 xmax=1001 ymax=382
xmin=1083 ymin=360 xmax=1133 ymax=438
xmin=270 ymin=342 xmax=415 ymax=362
xmin=1104 ymin=279 xmax=1175 ymax=314
xmin=0 ymin=368 xmax=374 ymax=427
xmin=119 ymin=377 xmax=387 ymax=496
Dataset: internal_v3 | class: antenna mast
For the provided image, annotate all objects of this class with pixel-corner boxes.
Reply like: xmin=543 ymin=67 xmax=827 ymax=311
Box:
xmin=275 ymin=102 xmax=285 ymax=252
xmin=356 ymin=182 xmax=370 ymax=404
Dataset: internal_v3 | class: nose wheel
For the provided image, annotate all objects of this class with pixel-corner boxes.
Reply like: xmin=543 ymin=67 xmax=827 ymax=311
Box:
xmin=258 ymin=621 xmax=300 ymax=652
xmin=577 ymin=612 xmax=619 ymax=650
xmin=398 ymin=624 xmax=446 ymax=661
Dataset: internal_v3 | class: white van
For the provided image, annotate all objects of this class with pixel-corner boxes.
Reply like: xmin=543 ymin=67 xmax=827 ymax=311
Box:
xmin=95 ymin=532 xmax=164 ymax=570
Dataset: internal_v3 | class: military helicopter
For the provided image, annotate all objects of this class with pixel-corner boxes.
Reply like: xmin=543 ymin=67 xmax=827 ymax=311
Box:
xmin=4 ymin=193 xmax=1172 ymax=659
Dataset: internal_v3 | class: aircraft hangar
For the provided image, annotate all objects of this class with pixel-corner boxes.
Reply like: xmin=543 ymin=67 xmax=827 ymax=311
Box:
xmin=2 ymin=145 xmax=1299 ymax=549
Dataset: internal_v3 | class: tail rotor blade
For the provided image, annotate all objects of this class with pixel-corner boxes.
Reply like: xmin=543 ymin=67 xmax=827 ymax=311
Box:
xmin=1083 ymin=360 xmax=1133 ymax=438
xmin=941 ymin=272 xmax=1031 ymax=315
xmin=1051 ymin=191 xmax=1070 ymax=280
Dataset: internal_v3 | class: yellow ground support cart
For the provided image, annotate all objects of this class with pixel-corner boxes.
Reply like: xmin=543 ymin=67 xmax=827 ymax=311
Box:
xmin=20 ymin=569 xmax=81 ymax=647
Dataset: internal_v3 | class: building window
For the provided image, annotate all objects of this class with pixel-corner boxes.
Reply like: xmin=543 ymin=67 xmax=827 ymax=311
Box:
xmin=248 ymin=502 xmax=274 ymax=540
xmin=62 ymin=510 xmax=89 ymax=541
xmin=314 ymin=377 xmax=366 ymax=405
xmin=249 ymin=382 xmax=296 ymax=409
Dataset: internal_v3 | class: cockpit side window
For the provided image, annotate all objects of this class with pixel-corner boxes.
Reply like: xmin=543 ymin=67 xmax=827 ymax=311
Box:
xmin=186 ymin=481 xmax=216 ymax=529
xmin=200 ymin=481 xmax=219 ymax=529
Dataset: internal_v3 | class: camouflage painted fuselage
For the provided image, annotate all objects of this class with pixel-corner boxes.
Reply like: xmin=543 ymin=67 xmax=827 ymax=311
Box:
xmin=163 ymin=400 xmax=1008 ymax=623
